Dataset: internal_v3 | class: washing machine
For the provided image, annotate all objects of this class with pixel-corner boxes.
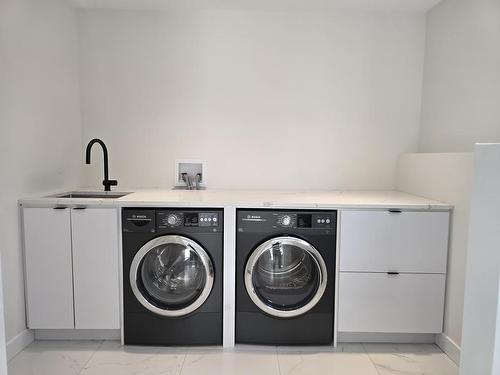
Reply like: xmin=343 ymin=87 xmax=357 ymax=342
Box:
xmin=122 ymin=208 xmax=223 ymax=346
xmin=236 ymin=209 xmax=337 ymax=345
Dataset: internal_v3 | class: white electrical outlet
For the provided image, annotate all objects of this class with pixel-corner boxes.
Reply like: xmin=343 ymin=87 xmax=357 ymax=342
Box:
xmin=174 ymin=160 xmax=207 ymax=188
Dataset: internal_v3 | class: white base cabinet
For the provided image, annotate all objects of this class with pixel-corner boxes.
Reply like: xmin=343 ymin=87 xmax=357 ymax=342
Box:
xmin=338 ymin=272 xmax=446 ymax=333
xmin=23 ymin=208 xmax=74 ymax=329
xmin=23 ymin=207 xmax=120 ymax=330
xmin=338 ymin=210 xmax=449 ymax=334
xmin=72 ymin=208 xmax=120 ymax=329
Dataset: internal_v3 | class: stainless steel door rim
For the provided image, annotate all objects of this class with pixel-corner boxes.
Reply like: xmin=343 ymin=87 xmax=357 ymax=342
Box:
xmin=245 ymin=236 xmax=328 ymax=318
xmin=130 ymin=235 xmax=214 ymax=317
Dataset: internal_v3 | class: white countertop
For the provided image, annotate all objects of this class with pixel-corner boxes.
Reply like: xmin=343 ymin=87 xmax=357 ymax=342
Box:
xmin=19 ymin=189 xmax=451 ymax=210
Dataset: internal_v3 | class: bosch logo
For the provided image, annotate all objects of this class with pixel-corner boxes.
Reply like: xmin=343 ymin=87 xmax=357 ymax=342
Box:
xmin=242 ymin=214 xmax=266 ymax=223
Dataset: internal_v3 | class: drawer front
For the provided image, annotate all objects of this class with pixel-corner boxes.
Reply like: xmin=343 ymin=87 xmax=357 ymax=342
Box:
xmin=340 ymin=210 xmax=449 ymax=273
xmin=338 ymin=272 xmax=445 ymax=333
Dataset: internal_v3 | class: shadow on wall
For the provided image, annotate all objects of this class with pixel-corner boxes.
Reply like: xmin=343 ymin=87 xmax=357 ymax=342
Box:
xmin=396 ymin=152 xmax=474 ymax=365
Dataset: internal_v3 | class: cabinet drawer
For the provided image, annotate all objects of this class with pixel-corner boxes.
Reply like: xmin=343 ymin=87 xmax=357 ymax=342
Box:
xmin=340 ymin=210 xmax=449 ymax=273
xmin=338 ymin=272 xmax=445 ymax=333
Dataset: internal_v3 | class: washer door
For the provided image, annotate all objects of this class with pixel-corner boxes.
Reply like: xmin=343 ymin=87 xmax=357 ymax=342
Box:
xmin=245 ymin=236 xmax=327 ymax=318
xmin=130 ymin=235 xmax=214 ymax=317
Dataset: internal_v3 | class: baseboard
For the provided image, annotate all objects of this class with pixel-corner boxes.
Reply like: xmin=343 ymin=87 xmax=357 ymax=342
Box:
xmin=338 ymin=332 xmax=436 ymax=343
xmin=6 ymin=329 xmax=34 ymax=360
xmin=436 ymin=333 xmax=461 ymax=365
xmin=34 ymin=329 xmax=120 ymax=341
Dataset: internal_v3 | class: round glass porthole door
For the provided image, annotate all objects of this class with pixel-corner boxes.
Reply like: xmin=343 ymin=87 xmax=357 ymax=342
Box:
xmin=245 ymin=236 xmax=327 ymax=318
xmin=130 ymin=235 xmax=214 ymax=317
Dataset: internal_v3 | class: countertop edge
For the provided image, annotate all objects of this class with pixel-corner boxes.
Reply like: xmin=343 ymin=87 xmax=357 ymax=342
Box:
xmin=18 ymin=196 xmax=453 ymax=211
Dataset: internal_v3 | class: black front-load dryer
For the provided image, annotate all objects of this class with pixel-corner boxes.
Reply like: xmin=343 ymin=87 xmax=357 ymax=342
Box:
xmin=122 ymin=208 xmax=223 ymax=346
xmin=236 ymin=209 xmax=337 ymax=345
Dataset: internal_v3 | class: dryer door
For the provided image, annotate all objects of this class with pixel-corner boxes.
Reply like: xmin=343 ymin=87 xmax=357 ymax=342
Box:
xmin=245 ymin=236 xmax=327 ymax=318
xmin=130 ymin=235 xmax=214 ymax=317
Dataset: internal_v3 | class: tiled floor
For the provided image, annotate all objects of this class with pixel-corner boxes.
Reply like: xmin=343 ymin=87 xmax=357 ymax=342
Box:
xmin=8 ymin=341 xmax=459 ymax=375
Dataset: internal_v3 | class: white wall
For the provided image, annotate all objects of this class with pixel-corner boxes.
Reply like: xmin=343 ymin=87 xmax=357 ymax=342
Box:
xmin=419 ymin=0 xmax=500 ymax=152
xmin=80 ymin=9 xmax=426 ymax=190
xmin=397 ymin=152 xmax=473 ymax=364
xmin=0 ymin=0 xmax=82 ymax=350
xmin=460 ymin=144 xmax=500 ymax=375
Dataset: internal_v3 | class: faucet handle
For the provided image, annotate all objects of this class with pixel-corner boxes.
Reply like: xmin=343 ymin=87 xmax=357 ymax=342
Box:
xmin=103 ymin=179 xmax=118 ymax=191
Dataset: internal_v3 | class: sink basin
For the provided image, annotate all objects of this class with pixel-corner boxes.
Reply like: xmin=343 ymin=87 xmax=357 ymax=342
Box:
xmin=50 ymin=191 xmax=131 ymax=199
xmin=171 ymin=186 xmax=207 ymax=190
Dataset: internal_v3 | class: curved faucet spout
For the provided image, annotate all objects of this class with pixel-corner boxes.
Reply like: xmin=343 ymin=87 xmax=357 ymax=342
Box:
xmin=85 ymin=138 xmax=117 ymax=191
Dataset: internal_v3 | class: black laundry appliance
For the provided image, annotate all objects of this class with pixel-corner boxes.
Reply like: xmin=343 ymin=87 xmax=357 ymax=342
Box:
xmin=236 ymin=209 xmax=337 ymax=345
xmin=122 ymin=208 xmax=223 ymax=345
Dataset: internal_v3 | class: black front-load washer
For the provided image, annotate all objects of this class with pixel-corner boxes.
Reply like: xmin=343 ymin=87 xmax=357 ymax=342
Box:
xmin=122 ymin=208 xmax=223 ymax=346
xmin=236 ymin=209 xmax=337 ymax=345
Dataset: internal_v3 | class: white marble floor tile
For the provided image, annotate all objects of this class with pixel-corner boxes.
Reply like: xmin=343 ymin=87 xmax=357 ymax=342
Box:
xmin=80 ymin=341 xmax=186 ymax=375
xmin=180 ymin=348 xmax=280 ymax=375
xmin=363 ymin=343 xmax=459 ymax=375
xmin=8 ymin=340 xmax=102 ymax=375
xmin=235 ymin=344 xmax=277 ymax=352
xmin=8 ymin=341 xmax=461 ymax=375
xmin=276 ymin=343 xmax=364 ymax=353
xmin=277 ymin=343 xmax=379 ymax=375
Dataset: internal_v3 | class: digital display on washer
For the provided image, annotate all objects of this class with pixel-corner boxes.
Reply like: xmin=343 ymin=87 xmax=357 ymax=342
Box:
xmin=184 ymin=213 xmax=199 ymax=227
xmin=297 ymin=214 xmax=312 ymax=228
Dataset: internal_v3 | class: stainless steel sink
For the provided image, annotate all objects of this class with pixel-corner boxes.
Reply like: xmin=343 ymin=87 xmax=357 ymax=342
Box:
xmin=50 ymin=191 xmax=131 ymax=199
xmin=171 ymin=186 xmax=207 ymax=190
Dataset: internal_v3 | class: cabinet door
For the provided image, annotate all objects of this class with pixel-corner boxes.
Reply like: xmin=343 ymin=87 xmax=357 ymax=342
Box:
xmin=71 ymin=208 xmax=120 ymax=329
xmin=23 ymin=207 xmax=74 ymax=329
xmin=340 ymin=210 xmax=449 ymax=273
xmin=338 ymin=272 xmax=445 ymax=333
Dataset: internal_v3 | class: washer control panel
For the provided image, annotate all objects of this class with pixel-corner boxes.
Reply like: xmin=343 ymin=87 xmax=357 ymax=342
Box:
xmin=157 ymin=211 xmax=220 ymax=229
xmin=123 ymin=208 xmax=223 ymax=233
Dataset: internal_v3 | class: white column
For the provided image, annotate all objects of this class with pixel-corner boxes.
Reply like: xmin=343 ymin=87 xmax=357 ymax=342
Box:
xmin=460 ymin=144 xmax=500 ymax=375
xmin=223 ymin=206 xmax=236 ymax=348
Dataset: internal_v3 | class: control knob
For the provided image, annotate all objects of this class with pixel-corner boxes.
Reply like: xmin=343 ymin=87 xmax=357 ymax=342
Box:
xmin=281 ymin=215 xmax=292 ymax=226
xmin=167 ymin=214 xmax=179 ymax=226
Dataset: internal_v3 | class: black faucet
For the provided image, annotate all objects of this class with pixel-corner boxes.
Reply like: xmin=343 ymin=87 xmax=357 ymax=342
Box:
xmin=85 ymin=138 xmax=118 ymax=191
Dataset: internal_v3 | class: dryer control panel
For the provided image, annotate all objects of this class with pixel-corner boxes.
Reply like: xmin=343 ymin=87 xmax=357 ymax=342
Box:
xmin=237 ymin=210 xmax=337 ymax=233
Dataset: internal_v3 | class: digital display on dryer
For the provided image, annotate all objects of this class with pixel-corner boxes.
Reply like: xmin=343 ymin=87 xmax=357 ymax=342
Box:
xmin=184 ymin=213 xmax=199 ymax=227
